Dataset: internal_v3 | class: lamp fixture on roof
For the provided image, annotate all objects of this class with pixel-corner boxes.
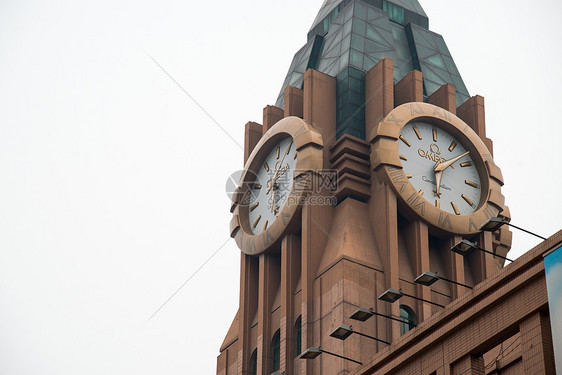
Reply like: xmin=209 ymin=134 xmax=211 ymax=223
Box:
xmin=414 ymin=271 xmax=473 ymax=289
xmin=299 ymin=347 xmax=362 ymax=365
xmin=451 ymin=239 xmax=513 ymax=262
xmin=480 ymin=217 xmax=546 ymax=241
xmin=329 ymin=325 xmax=390 ymax=345
xmin=379 ymin=288 xmax=445 ymax=308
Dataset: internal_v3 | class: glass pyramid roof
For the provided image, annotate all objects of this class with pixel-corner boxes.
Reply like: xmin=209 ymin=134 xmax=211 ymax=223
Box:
xmin=276 ymin=0 xmax=469 ymax=114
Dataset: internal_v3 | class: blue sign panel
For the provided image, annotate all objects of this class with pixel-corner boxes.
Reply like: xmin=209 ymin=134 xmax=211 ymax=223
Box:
xmin=545 ymin=245 xmax=562 ymax=374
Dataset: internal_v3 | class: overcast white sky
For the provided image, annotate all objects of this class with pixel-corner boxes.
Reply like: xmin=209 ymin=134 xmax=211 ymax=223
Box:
xmin=0 ymin=0 xmax=561 ymax=374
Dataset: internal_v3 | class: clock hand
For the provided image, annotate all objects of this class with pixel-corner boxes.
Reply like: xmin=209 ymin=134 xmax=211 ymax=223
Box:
xmin=435 ymin=151 xmax=470 ymax=173
xmin=267 ymin=141 xmax=293 ymax=194
xmin=433 ymin=151 xmax=469 ymax=197
xmin=433 ymin=170 xmax=443 ymax=197
xmin=271 ymin=185 xmax=276 ymax=213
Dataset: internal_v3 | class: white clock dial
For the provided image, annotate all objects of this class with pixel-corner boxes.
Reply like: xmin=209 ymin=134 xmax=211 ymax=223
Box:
xmin=398 ymin=122 xmax=482 ymax=216
xmin=248 ymin=136 xmax=297 ymax=234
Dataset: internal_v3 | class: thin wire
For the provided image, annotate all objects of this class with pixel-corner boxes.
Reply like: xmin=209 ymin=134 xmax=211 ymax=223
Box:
xmin=145 ymin=52 xmax=243 ymax=150
xmin=146 ymin=237 xmax=232 ymax=323
xmin=312 ymin=216 xmax=344 ymax=252
xmin=484 ymin=337 xmax=521 ymax=369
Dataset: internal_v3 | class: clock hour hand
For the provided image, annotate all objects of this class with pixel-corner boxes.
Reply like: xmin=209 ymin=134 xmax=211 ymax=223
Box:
xmin=434 ymin=151 xmax=470 ymax=172
xmin=433 ymin=151 xmax=469 ymax=197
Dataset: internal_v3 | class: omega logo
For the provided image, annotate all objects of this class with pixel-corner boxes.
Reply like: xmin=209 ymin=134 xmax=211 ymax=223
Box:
xmin=418 ymin=143 xmax=447 ymax=163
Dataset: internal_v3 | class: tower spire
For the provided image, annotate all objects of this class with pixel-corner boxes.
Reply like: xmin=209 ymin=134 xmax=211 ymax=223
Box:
xmin=277 ymin=0 xmax=469 ymax=139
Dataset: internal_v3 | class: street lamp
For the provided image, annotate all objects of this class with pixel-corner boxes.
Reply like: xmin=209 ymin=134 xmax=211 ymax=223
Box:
xmin=349 ymin=307 xmax=417 ymax=328
xmin=299 ymin=347 xmax=362 ymax=365
xmin=329 ymin=325 xmax=390 ymax=345
xmin=451 ymin=239 xmax=513 ymax=262
xmin=379 ymin=288 xmax=445 ymax=308
xmin=414 ymin=271 xmax=473 ymax=289
xmin=480 ymin=216 xmax=546 ymax=241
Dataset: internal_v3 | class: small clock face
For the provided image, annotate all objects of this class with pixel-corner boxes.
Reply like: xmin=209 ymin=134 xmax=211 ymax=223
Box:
xmin=248 ymin=136 xmax=297 ymax=235
xmin=398 ymin=122 xmax=482 ymax=216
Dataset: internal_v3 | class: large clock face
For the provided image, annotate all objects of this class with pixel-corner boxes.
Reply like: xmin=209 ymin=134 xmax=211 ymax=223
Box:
xmin=248 ymin=136 xmax=297 ymax=235
xmin=231 ymin=116 xmax=324 ymax=256
xmin=398 ymin=122 xmax=482 ymax=216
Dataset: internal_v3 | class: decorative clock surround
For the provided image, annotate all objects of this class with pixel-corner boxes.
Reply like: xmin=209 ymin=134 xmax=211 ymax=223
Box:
xmin=230 ymin=116 xmax=324 ymax=255
xmin=371 ymin=102 xmax=506 ymax=235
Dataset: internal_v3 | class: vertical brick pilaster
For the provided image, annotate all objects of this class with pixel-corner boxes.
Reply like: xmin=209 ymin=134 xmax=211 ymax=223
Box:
xmin=369 ymin=182 xmax=400 ymax=341
xmin=366 ymin=58 xmax=400 ymax=342
xmin=217 ymin=350 xmax=227 ymax=375
xmin=520 ymin=311 xmax=556 ymax=375
xmin=428 ymin=83 xmax=457 ymax=115
xmin=394 ymin=70 xmax=423 ymax=106
xmin=451 ymin=354 xmax=485 ymax=375
xmin=303 ymin=69 xmax=337 ymax=150
xmin=457 ymin=96 xmax=485 ymax=137
xmin=244 ymin=121 xmax=263 ymax=165
xmin=238 ymin=254 xmax=258 ymax=375
xmin=257 ymin=254 xmax=274 ymax=375
xmin=411 ymin=220 xmax=432 ymax=321
xmin=472 ymin=231 xmax=497 ymax=282
xmin=263 ymin=105 xmax=284 ymax=135
xmin=448 ymin=235 xmax=466 ymax=300
xmin=284 ymin=86 xmax=304 ymax=118
xmin=365 ymin=57 xmax=394 ymax=141
xmin=457 ymin=95 xmax=493 ymax=155
xmin=280 ymin=235 xmax=300 ymax=373
xmin=300 ymin=201 xmax=333 ymax=374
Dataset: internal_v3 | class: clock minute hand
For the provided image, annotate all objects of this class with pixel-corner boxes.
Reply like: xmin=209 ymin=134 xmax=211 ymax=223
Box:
xmin=435 ymin=151 xmax=470 ymax=173
xmin=433 ymin=151 xmax=469 ymax=197
xmin=266 ymin=141 xmax=292 ymax=194
xmin=433 ymin=170 xmax=444 ymax=197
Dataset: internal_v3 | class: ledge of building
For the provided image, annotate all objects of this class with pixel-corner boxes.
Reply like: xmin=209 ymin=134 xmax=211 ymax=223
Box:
xmin=351 ymin=229 xmax=562 ymax=375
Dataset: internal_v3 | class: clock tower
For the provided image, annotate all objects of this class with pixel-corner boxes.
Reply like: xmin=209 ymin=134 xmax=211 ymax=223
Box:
xmin=217 ymin=1 xmax=512 ymax=374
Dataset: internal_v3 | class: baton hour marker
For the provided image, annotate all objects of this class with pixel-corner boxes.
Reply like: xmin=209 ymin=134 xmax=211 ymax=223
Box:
xmin=400 ymin=136 xmax=411 ymax=147
xmin=413 ymin=126 xmax=422 ymax=140
xmin=451 ymin=201 xmax=460 ymax=215
xmin=462 ymin=194 xmax=474 ymax=207
xmin=253 ymin=215 xmax=261 ymax=229
xmin=448 ymin=141 xmax=457 ymax=152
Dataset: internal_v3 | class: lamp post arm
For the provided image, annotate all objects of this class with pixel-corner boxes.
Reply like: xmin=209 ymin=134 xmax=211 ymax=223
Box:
xmin=401 ymin=291 xmax=445 ymax=308
xmin=477 ymin=246 xmax=513 ymax=262
xmin=505 ymin=223 xmax=546 ymax=241
xmin=320 ymin=349 xmax=363 ymax=365
xmin=353 ymin=331 xmax=391 ymax=345
xmin=370 ymin=310 xmax=416 ymax=327
xmin=438 ymin=275 xmax=473 ymax=289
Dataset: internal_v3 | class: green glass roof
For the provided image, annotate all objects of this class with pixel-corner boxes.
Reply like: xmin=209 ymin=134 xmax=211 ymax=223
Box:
xmin=276 ymin=0 xmax=470 ymax=138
